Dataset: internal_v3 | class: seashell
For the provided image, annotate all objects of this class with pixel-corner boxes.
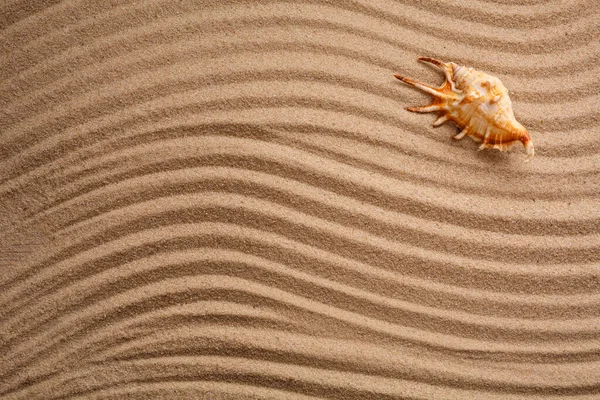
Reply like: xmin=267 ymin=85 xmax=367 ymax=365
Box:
xmin=395 ymin=57 xmax=534 ymax=161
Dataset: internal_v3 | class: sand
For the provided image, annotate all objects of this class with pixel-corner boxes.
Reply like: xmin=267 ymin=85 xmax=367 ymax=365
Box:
xmin=1 ymin=0 xmax=599 ymax=398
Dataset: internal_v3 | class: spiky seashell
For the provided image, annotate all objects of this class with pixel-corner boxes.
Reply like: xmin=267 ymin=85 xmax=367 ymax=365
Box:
xmin=395 ymin=57 xmax=534 ymax=161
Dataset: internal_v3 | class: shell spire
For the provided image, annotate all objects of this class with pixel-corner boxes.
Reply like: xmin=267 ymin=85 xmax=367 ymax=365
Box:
xmin=395 ymin=57 xmax=534 ymax=161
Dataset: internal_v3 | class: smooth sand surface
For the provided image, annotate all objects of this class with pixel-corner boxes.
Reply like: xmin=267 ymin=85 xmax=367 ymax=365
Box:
xmin=1 ymin=0 xmax=599 ymax=399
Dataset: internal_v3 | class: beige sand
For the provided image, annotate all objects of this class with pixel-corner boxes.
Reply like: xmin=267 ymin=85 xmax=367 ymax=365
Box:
xmin=1 ymin=0 xmax=599 ymax=398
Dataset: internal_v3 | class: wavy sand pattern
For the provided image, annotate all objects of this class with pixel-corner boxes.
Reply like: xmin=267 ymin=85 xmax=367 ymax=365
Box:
xmin=1 ymin=0 xmax=600 ymax=399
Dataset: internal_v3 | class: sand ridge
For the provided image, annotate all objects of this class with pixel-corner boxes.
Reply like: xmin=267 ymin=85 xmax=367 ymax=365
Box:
xmin=1 ymin=0 xmax=599 ymax=399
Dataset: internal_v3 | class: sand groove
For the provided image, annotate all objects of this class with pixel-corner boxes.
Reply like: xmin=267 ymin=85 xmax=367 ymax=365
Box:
xmin=1 ymin=0 xmax=599 ymax=399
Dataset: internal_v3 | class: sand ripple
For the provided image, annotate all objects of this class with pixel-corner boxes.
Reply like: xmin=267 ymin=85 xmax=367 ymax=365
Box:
xmin=1 ymin=0 xmax=599 ymax=399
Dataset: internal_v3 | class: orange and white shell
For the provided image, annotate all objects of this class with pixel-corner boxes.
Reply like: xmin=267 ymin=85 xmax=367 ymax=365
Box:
xmin=395 ymin=57 xmax=534 ymax=160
